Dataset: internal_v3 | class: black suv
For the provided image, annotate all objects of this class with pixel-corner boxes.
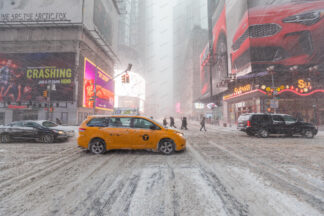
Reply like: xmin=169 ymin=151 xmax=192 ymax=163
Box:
xmin=237 ymin=113 xmax=318 ymax=138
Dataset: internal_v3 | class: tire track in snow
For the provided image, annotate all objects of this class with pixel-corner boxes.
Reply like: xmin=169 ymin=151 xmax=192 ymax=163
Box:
xmin=207 ymin=140 xmax=324 ymax=214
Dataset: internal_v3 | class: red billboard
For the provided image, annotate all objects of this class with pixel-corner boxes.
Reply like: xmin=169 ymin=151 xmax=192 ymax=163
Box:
xmin=230 ymin=0 xmax=324 ymax=76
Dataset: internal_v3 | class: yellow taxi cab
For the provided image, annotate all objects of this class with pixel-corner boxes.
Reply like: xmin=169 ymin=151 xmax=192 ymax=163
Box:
xmin=78 ymin=115 xmax=186 ymax=155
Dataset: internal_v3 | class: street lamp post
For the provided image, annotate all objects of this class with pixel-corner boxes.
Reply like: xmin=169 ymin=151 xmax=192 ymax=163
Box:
xmin=267 ymin=65 xmax=277 ymax=114
xmin=207 ymin=0 xmax=214 ymax=103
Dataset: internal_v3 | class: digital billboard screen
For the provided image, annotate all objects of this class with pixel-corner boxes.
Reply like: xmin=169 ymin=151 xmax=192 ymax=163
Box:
xmin=0 ymin=53 xmax=74 ymax=103
xmin=229 ymin=0 xmax=324 ymax=77
xmin=83 ymin=58 xmax=114 ymax=111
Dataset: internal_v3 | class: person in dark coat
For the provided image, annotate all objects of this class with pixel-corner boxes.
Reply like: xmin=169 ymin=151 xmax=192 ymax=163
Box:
xmin=200 ymin=117 xmax=206 ymax=131
xmin=56 ymin=118 xmax=62 ymax=125
xmin=181 ymin=117 xmax=188 ymax=130
xmin=170 ymin=116 xmax=176 ymax=128
xmin=163 ymin=118 xmax=168 ymax=127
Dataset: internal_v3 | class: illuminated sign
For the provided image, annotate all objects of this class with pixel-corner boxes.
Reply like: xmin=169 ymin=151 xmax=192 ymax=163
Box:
xmin=194 ymin=103 xmax=205 ymax=109
xmin=297 ymin=79 xmax=311 ymax=89
xmin=0 ymin=53 xmax=74 ymax=103
xmin=83 ymin=58 xmax=114 ymax=111
xmin=260 ymin=79 xmax=313 ymax=96
xmin=223 ymin=84 xmax=252 ymax=100
xmin=234 ymin=84 xmax=251 ymax=94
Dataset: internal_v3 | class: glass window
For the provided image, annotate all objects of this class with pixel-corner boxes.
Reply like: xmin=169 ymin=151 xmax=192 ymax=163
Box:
xmin=87 ymin=118 xmax=109 ymax=127
xmin=272 ymin=115 xmax=285 ymax=122
xmin=132 ymin=118 xmax=155 ymax=129
xmin=9 ymin=121 xmax=24 ymax=127
xmin=42 ymin=121 xmax=58 ymax=128
xmin=24 ymin=122 xmax=41 ymax=128
xmin=238 ymin=114 xmax=251 ymax=122
xmin=282 ymin=115 xmax=297 ymax=124
xmin=109 ymin=117 xmax=131 ymax=128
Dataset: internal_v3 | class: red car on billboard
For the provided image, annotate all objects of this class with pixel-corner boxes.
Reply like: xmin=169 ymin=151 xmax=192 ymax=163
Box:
xmin=200 ymin=0 xmax=227 ymax=97
xmin=231 ymin=1 xmax=324 ymax=75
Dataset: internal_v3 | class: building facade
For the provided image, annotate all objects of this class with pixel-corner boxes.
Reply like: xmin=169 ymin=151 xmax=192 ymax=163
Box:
xmin=201 ymin=0 xmax=324 ymax=126
xmin=0 ymin=0 xmax=121 ymax=125
xmin=173 ymin=0 xmax=208 ymax=117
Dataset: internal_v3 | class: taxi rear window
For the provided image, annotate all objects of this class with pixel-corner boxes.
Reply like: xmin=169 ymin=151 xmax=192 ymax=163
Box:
xmin=87 ymin=118 xmax=109 ymax=127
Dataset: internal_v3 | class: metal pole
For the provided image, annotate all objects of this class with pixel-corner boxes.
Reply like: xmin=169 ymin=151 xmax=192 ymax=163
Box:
xmin=93 ymin=61 xmax=97 ymax=115
xmin=207 ymin=0 xmax=213 ymax=102
xmin=271 ymin=71 xmax=277 ymax=114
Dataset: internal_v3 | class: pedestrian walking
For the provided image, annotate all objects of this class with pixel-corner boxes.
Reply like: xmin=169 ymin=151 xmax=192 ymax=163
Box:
xmin=181 ymin=117 xmax=188 ymax=130
xmin=170 ymin=116 xmax=176 ymax=128
xmin=200 ymin=117 xmax=206 ymax=132
xmin=56 ymin=118 xmax=62 ymax=125
xmin=163 ymin=118 xmax=168 ymax=127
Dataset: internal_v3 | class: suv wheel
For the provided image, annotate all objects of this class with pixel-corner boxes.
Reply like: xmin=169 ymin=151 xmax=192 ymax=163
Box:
xmin=246 ymin=131 xmax=254 ymax=136
xmin=258 ymin=129 xmax=269 ymax=138
xmin=1 ymin=134 xmax=10 ymax=143
xmin=303 ymin=129 xmax=314 ymax=138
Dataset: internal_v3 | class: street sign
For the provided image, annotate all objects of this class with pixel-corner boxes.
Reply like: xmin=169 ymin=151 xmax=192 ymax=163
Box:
xmin=270 ymin=99 xmax=279 ymax=109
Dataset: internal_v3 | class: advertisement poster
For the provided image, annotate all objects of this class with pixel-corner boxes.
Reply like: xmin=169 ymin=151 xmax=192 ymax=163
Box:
xmin=211 ymin=0 xmax=228 ymax=95
xmin=0 ymin=53 xmax=74 ymax=103
xmin=200 ymin=45 xmax=210 ymax=97
xmin=93 ymin=0 xmax=113 ymax=44
xmin=228 ymin=0 xmax=324 ymax=77
xmin=83 ymin=58 xmax=114 ymax=111
xmin=0 ymin=0 xmax=82 ymax=24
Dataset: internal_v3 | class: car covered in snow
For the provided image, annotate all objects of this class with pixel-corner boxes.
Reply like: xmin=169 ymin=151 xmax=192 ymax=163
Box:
xmin=237 ymin=113 xmax=318 ymax=138
xmin=0 ymin=120 xmax=74 ymax=143
xmin=78 ymin=115 xmax=186 ymax=154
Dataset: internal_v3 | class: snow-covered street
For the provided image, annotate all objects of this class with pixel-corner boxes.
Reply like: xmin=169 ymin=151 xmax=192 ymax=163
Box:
xmin=0 ymin=123 xmax=323 ymax=216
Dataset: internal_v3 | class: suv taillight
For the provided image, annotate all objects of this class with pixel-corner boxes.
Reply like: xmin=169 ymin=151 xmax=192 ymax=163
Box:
xmin=247 ymin=121 xmax=251 ymax=127
xmin=79 ymin=128 xmax=86 ymax=132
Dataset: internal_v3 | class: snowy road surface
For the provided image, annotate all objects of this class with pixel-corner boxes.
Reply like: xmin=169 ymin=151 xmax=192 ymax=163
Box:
xmin=0 ymin=123 xmax=323 ymax=216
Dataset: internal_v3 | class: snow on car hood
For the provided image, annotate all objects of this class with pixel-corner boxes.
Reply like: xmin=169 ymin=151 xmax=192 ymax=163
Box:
xmin=50 ymin=125 xmax=75 ymax=132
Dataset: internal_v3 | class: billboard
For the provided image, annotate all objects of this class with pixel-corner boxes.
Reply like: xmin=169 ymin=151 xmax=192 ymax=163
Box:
xmin=200 ymin=0 xmax=229 ymax=97
xmin=0 ymin=0 xmax=82 ymax=24
xmin=83 ymin=58 xmax=114 ymax=111
xmin=0 ymin=53 xmax=74 ymax=103
xmin=93 ymin=0 xmax=114 ymax=44
xmin=229 ymin=0 xmax=324 ymax=77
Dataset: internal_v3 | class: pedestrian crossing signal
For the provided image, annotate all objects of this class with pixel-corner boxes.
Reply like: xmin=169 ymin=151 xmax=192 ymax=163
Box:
xmin=125 ymin=73 xmax=130 ymax=83
xmin=43 ymin=90 xmax=48 ymax=98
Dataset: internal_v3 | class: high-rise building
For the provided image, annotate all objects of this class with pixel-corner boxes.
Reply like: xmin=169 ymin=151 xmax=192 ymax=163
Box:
xmin=173 ymin=0 xmax=208 ymax=117
xmin=0 ymin=0 xmax=122 ymax=125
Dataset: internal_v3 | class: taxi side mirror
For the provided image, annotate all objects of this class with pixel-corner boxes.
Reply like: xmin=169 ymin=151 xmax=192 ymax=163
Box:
xmin=150 ymin=125 xmax=157 ymax=130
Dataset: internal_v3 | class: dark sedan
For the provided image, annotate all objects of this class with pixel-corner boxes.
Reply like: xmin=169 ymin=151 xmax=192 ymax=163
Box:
xmin=0 ymin=120 xmax=73 ymax=143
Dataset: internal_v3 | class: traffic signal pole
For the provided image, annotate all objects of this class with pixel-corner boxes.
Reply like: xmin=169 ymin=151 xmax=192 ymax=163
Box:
xmin=92 ymin=63 xmax=132 ymax=115
xmin=93 ymin=64 xmax=97 ymax=115
xmin=207 ymin=0 xmax=214 ymax=103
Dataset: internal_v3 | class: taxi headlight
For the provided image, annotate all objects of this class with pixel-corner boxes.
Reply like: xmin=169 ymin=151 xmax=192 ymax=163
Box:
xmin=176 ymin=132 xmax=184 ymax=137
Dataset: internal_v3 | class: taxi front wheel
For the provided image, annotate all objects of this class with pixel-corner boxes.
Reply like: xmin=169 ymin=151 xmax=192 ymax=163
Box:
xmin=90 ymin=138 xmax=106 ymax=154
xmin=159 ymin=139 xmax=175 ymax=155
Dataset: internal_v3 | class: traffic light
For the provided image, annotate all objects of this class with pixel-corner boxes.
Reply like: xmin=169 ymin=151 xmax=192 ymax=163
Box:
xmin=125 ymin=73 xmax=130 ymax=83
xmin=43 ymin=90 xmax=48 ymax=98
xmin=121 ymin=74 xmax=126 ymax=83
